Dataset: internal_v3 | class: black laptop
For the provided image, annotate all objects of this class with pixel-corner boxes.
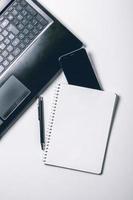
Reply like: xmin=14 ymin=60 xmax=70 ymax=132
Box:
xmin=0 ymin=0 xmax=83 ymax=137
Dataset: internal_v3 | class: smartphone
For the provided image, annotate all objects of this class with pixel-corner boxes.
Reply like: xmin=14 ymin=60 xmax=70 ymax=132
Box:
xmin=59 ymin=48 xmax=102 ymax=90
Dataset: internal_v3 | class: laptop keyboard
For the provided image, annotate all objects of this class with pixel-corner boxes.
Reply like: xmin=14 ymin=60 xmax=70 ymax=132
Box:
xmin=0 ymin=0 xmax=53 ymax=75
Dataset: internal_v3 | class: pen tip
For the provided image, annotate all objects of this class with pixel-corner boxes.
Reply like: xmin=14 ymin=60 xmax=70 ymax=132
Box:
xmin=41 ymin=143 xmax=45 ymax=151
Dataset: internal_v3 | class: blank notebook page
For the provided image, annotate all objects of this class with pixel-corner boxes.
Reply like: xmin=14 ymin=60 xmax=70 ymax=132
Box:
xmin=44 ymin=84 xmax=116 ymax=174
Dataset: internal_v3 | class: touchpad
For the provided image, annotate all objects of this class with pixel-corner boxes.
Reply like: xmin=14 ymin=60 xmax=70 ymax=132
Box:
xmin=0 ymin=75 xmax=31 ymax=120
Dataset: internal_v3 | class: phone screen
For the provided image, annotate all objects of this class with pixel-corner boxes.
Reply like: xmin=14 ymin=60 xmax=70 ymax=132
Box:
xmin=59 ymin=48 xmax=102 ymax=90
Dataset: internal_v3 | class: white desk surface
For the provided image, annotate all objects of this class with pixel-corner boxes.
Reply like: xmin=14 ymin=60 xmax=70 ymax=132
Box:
xmin=0 ymin=0 xmax=133 ymax=199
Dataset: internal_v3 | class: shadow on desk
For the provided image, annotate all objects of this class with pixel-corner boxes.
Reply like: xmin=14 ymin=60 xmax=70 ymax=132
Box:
xmin=101 ymin=94 xmax=120 ymax=174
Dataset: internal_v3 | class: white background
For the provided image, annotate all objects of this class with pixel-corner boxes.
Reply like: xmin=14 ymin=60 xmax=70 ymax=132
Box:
xmin=0 ymin=0 xmax=133 ymax=199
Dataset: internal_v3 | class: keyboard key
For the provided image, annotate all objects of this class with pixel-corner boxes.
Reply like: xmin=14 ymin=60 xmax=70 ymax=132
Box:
xmin=24 ymin=38 xmax=30 ymax=44
xmin=22 ymin=19 xmax=28 ymax=25
xmin=0 ymin=66 xmax=4 ymax=73
xmin=8 ymin=6 xmax=14 ymax=12
xmin=12 ymin=2 xmax=18 ymax=7
xmin=7 ymin=45 xmax=14 ymax=52
xmin=1 ymin=19 xmax=9 ymax=28
xmin=12 ymin=38 xmax=20 ymax=46
xmin=20 ymin=0 xmax=27 ymax=7
xmin=29 ymin=33 xmax=34 ymax=40
xmin=4 ymin=11 xmax=9 ymax=16
xmin=36 ymin=14 xmax=43 ymax=22
xmin=12 ymin=9 xmax=18 ymax=16
xmin=7 ymin=55 xmax=14 ymax=62
xmin=2 ymin=30 xmax=8 ymax=37
xmin=2 ymin=50 xmax=9 ymax=58
xmin=4 ymin=38 xmax=10 ymax=45
xmin=19 ymin=43 xmax=25 ymax=49
xmin=0 ymin=56 xmax=4 ymax=63
xmin=41 ymin=19 xmax=48 ymax=26
xmin=26 ymin=5 xmax=37 ymax=16
xmin=17 ymin=14 xmax=23 ymax=21
xmin=19 ymin=33 xmax=25 ymax=39
xmin=26 ymin=14 xmax=32 ymax=20
xmin=33 ymin=28 xmax=39 ymax=35
xmin=27 ymin=24 xmax=33 ymax=30
xmin=7 ymin=24 xmax=19 ymax=35
xmin=32 ymin=19 xmax=38 ymax=25
xmin=3 ymin=60 xmax=9 ymax=67
xmin=13 ymin=48 xmax=21 ymax=56
xmin=16 ymin=5 xmax=22 ymax=11
xmin=36 ymin=14 xmax=48 ymax=26
xmin=21 ymin=10 xmax=27 ymax=16
xmin=0 ymin=43 xmax=6 ymax=50
xmin=21 ymin=0 xmax=27 ymax=6
xmin=17 ymin=23 xmax=24 ymax=30
xmin=37 ymin=24 xmax=43 ymax=31
xmin=9 ymin=33 xmax=15 ymax=40
xmin=0 ymin=35 xmax=4 ymax=42
xmin=0 ymin=16 xmax=4 ymax=21
xmin=13 ymin=19 xmax=19 ymax=25
xmin=23 ymin=28 xmax=29 ymax=35
xmin=8 ymin=14 xmax=14 ymax=21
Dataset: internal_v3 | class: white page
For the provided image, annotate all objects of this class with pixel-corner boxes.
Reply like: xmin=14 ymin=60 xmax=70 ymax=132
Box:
xmin=44 ymin=84 xmax=116 ymax=174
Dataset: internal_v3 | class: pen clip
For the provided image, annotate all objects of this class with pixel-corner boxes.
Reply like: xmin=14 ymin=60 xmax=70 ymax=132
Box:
xmin=38 ymin=100 xmax=41 ymax=121
xmin=38 ymin=105 xmax=40 ymax=121
xmin=38 ymin=97 xmax=43 ymax=121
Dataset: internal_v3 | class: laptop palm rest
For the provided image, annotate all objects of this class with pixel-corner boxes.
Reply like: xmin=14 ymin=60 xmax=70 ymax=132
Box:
xmin=0 ymin=75 xmax=31 ymax=120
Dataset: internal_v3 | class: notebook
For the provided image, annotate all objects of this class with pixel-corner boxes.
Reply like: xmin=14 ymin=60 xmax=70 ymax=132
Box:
xmin=43 ymin=84 xmax=116 ymax=174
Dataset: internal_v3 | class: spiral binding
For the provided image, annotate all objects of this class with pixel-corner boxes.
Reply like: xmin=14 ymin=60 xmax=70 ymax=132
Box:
xmin=43 ymin=83 xmax=61 ymax=163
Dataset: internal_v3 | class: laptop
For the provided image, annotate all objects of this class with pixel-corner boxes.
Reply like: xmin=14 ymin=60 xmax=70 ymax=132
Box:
xmin=0 ymin=0 xmax=83 ymax=137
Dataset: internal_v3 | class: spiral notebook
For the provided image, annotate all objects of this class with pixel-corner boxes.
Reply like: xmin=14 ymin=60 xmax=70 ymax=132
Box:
xmin=43 ymin=84 xmax=116 ymax=174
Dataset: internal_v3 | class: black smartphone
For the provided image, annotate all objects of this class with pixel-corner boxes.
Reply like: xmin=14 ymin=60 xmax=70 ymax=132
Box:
xmin=59 ymin=48 xmax=102 ymax=90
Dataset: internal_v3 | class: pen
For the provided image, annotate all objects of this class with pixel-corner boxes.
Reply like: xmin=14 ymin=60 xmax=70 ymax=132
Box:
xmin=38 ymin=96 xmax=45 ymax=150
